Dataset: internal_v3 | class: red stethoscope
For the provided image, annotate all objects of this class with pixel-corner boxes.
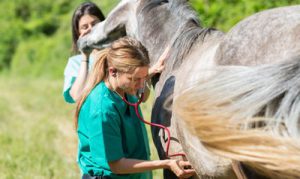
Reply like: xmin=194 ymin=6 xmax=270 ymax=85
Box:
xmin=121 ymin=90 xmax=185 ymax=158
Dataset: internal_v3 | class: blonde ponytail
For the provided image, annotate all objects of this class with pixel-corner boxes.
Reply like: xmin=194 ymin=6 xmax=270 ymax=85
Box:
xmin=74 ymin=37 xmax=150 ymax=129
xmin=75 ymin=48 xmax=109 ymax=129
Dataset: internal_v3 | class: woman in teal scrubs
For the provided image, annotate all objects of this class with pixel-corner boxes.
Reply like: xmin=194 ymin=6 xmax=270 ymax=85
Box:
xmin=75 ymin=37 xmax=195 ymax=179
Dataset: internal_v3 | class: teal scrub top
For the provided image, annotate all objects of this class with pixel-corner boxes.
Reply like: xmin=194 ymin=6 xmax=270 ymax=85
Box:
xmin=63 ymin=54 xmax=94 ymax=103
xmin=77 ymin=81 xmax=151 ymax=179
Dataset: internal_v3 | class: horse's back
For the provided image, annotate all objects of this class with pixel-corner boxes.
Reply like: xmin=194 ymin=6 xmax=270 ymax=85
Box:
xmin=216 ymin=5 xmax=300 ymax=66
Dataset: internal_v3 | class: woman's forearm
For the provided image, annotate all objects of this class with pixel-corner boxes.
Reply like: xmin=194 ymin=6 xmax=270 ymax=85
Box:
xmin=109 ymin=158 xmax=170 ymax=174
xmin=69 ymin=56 xmax=89 ymax=101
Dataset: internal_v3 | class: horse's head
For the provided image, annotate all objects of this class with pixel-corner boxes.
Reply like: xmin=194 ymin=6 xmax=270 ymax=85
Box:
xmin=77 ymin=0 xmax=136 ymax=53
xmin=78 ymin=0 xmax=200 ymax=64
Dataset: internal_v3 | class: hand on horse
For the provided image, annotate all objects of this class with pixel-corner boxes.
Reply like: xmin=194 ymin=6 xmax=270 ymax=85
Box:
xmin=78 ymin=28 xmax=94 ymax=56
xmin=148 ymin=46 xmax=170 ymax=77
xmin=167 ymin=159 xmax=195 ymax=178
xmin=79 ymin=29 xmax=97 ymax=60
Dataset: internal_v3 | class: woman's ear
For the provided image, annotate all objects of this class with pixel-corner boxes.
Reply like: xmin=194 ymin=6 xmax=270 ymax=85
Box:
xmin=108 ymin=67 xmax=117 ymax=77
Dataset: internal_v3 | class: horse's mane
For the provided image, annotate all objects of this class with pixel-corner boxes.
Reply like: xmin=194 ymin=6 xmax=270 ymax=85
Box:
xmin=170 ymin=27 xmax=217 ymax=70
xmin=142 ymin=0 xmax=218 ymax=71
xmin=142 ymin=0 xmax=200 ymax=23
xmin=168 ymin=0 xmax=217 ymax=70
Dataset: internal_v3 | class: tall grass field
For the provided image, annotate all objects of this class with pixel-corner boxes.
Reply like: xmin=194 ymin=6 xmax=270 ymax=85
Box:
xmin=0 ymin=76 xmax=162 ymax=178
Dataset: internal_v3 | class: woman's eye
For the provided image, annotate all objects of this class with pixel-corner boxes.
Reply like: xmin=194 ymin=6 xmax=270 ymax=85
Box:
xmin=92 ymin=21 xmax=100 ymax=27
xmin=80 ymin=25 xmax=88 ymax=30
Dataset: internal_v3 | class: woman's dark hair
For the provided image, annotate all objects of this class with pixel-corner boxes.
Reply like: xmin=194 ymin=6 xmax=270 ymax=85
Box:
xmin=71 ymin=2 xmax=105 ymax=53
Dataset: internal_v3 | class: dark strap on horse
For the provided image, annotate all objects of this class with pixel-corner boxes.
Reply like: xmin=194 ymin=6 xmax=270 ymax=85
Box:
xmin=232 ymin=161 xmax=272 ymax=179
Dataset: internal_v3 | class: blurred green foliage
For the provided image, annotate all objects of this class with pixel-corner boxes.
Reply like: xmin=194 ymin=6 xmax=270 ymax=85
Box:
xmin=0 ymin=0 xmax=118 ymax=78
xmin=190 ymin=0 xmax=300 ymax=31
xmin=0 ymin=0 xmax=299 ymax=78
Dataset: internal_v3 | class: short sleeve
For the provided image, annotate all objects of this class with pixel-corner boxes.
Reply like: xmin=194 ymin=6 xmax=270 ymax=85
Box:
xmin=63 ymin=56 xmax=81 ymax=103
xmin=89 ymin=110 xmax=124 ymax=163
xmin=63 ymin=76 xmax=76 ymax=103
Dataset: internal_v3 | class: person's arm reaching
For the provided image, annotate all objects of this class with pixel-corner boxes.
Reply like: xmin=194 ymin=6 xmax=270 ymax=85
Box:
xmin=69 ymin=52 xmax=89 ymax=101
xmin=148 ymin=46 xmax=170 ymax=78
xmin=109 ymin=158 xmax=195 ymax=178
xmin=142 ymin=46 xmax=170 ymax=102
xmin=69 ymin=30 xmax=93 ymax=102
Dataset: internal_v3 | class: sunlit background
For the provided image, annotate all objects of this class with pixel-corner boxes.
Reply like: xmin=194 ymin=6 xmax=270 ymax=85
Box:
xmin=0 ymin=0 xmax=299 ymax=178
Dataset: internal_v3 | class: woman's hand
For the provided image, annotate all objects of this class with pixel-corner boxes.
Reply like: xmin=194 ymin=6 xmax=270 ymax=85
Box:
xmin=79 ymin=29 xmax=93 ymax=59
xmin=148 ymin=46 xmax=170 ymax=77
xmin=167 ymin=159 xmax=195 ymax=178
xmin=80 ymin=50 xmax=90 ymax=62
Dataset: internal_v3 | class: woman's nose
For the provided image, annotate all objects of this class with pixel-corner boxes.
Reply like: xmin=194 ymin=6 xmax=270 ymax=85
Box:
xmin=86 ymin=25 xmax=92 ymax=32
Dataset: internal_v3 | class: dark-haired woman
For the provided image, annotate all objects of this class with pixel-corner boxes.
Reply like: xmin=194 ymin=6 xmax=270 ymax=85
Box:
xmin=63 ymin=2 xmax=105 ymax=103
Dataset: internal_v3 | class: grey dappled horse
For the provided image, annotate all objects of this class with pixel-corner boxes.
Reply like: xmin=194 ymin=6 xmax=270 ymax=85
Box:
xmin=78 ymin=0 xmax=300 ymax=178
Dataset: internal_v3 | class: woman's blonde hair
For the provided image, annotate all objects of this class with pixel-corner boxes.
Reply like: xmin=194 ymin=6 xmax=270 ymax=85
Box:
xmin=75 ymin=37 xmax=150 ymax=128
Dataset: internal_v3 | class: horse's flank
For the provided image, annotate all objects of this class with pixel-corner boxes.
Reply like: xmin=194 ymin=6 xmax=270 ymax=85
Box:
xmin=174 ymin=5 xmax=300 ymax=178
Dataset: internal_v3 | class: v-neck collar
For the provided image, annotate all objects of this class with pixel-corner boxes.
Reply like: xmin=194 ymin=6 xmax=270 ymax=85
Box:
xmin=101 ymin=81 xmax=138 ymax=115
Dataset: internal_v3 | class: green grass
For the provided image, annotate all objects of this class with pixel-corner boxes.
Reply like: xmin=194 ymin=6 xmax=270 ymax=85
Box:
xmin=0 ymin=76 xmax=162 ymax=178
xmin=140 ymin=89 xmax=163 ymax=179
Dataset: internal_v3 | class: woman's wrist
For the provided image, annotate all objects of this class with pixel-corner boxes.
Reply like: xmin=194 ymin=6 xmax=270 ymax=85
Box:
xmin=147 ymin=68 xmax=156 ymax=78
xmin=81 ymin=56 xmax=89 ymax=63
xmin=81 ymin=51 xmax=90 ymax=63
xmin=162 ymin=159 xmax=172 ymax=169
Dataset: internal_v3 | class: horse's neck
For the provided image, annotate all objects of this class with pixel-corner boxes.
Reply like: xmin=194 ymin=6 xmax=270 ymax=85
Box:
xmin=154 ymin=28 xmax=223 ymax=97
xmin=164 ymin=27 xmax=223 ymax=76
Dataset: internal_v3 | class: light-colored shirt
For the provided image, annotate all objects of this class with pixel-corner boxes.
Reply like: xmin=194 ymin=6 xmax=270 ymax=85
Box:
xmin=77 ymin=81 xmax=151 ymax=178
xmin=63 ymin=54 xmax=94 ymax=103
